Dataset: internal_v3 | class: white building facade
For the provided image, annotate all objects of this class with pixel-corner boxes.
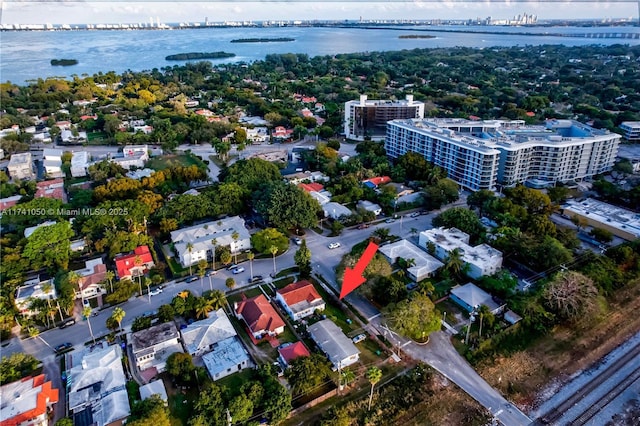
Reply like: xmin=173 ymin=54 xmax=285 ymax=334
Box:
xmin=385 ymin=118 xmax=621 ymax=190
xmin=8 ymin=152 xmax=35 ymax=180
xmin=344 ymin=94 xmax=424 ymax=141
xmin=619 ymin=121 xmax=640 ymax=142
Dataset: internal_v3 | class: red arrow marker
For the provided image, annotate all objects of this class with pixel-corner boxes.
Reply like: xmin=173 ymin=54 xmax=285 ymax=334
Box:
xmin=340 ymin=241 xmax=379 ymax=299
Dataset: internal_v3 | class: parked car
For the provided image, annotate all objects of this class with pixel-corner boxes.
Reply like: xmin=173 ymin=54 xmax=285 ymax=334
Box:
xmin=54 ymin=342 xmax=73 ymax=353
xmin=226 ymin=264 xmax=239 ymax=271
xmin=352 ymin=334 xmax=367 ymax=344
xmin=149 ymin=288 xmax=163 ymax=296
xmin=328 ymin=242 xmax=341 ymax=249
xmin=59 ymin=319 xmax=76 ymax=329
xmin=357 ymin=224 xmax=370 ymax=229
xmin=409 ymin=212 xmax=420 ymax=218
xmin=82 ymin=299 xmax=90 ymax=308
xmin=205 ymin=269 xmax=217 ymax=276
xmin=293 ymin=237 xmax=302 ymax=245
xmin=232 ymin=267 xmax=245 ymax=274
xmin=406 ymin=282 xmax=419 ymax=291
xmin=385 ymin=218 xmax=395 ymax=223
xmin=187 ymin=276 xmax=199 ymax=283
xmin=251 ymin=275 xmax=264 ymax=283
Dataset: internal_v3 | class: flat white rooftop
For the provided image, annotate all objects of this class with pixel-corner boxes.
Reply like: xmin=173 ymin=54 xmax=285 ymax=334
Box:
xmin=378 ymin=239 xmax=443 ymax=280
xmin=563 ymin=198 xmax=640 ymax=240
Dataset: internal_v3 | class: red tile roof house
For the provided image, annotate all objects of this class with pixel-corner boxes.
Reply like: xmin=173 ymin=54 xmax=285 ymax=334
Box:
xmin=297 ymin=182 xmax=324 ymax=193
xmin=0 ymin=374 xmax=59 ymax=426
xmin=114 ymin=245 xmax=154 ymax=281
xmin=275 ymin=280 xmax=325 ymax=321
xmin=34 ymin=178 xmax=67 ymax=202
xmin=277 ymin=341 xmax=311 ymax=367
xmin=234 ymin=294 xmax=285 ymax=340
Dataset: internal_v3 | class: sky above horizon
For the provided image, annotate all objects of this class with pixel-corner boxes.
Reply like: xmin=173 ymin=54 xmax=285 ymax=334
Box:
xmin=1 ymin=1 xmax=638 ymax=25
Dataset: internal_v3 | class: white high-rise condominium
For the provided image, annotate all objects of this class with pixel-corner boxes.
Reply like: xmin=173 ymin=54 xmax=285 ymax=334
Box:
xmin=385 ymin=118 xmax=621 ymax=191
xmin=344 ymin=94 xmax=424 ymax=141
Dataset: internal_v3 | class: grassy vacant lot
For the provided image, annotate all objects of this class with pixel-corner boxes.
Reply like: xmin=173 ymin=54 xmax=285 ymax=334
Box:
xmin=147 ymin=153 xmax=206 ymax=171
xmin=476 ymin=280 xmax=640 ymax=408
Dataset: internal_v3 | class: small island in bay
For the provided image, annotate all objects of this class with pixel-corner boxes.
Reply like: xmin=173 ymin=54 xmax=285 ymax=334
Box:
xmin=165 ymin=52 xmax=236 ymax=61
xmin=230 ymin=37 xmax=295 ymax=43
xmin=50 ymin=59 xmax=78 ymax=66
xmin=399 ymin=35 xmax=437 ymax=39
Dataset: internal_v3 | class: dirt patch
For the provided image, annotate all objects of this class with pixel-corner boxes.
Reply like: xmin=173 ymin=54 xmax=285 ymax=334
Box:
xmin=476 ymin=282 xmax=640 ymax=409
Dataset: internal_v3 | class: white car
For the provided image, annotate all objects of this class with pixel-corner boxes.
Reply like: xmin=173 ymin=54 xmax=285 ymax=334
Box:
xmin=328 ymin=242 xmax=341 ymax=249
xmin=232 ymin=267 xmax=245 ymax=274
xmin=149 ymin=288 xmax=163 ymax=296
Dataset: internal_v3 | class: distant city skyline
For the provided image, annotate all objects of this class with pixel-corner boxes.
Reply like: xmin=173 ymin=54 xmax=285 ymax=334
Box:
xmin=1 ymin=1 xmax=638 ymax=25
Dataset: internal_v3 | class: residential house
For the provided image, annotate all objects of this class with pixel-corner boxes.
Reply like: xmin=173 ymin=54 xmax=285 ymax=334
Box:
xmin=272 ymin=126 xmax=293 ymax=141
xmin=180 ymin=309 xmax=237 ymax=356
xmin=73 ymin=258 xmax=107 ymax=302
xmin=308 ymin=319 xmax=360 ymax=370
xmin=362 ymin=176 xmax=392 ymax=190
xmin=357 ymin=200 xmax=382 ymax=216
xmin=384 ymin=183 xmax=414 ymax=199
xmin=114 ymin=245 xmax=154 ymax=281
xmin=139 ymin=380 xmax=168 ymax=404
xmin=378 ymin=240 xmax=444 ymax=282
xmin=0 ymin=375 xmax=59 ymax=426
xmin=245 ymin=127 xmax=269 ymax=144
xmin=234 ymin=295 xmax=285 ymax=339
xmin=0 ymin=195 xmax=22 ymax=212
xmin=8 ymin=153 xmax=35 ymax=180
xmin=24 ymin=221 xmax=58 ymax=238
xmin=275 ymin=280 xmax=325 ymax=321
xmin=278 ymin=341 xmax=311 ymax=367
xmin=323 ymin=202 xmax=352 ymax=220
xmin=126 ymin=168 xmax=155 ymax=180
xmin=170 ymin=217 xmax=251 ymax=268
xmin=111 ymin=145 xmax=149 ymax=169
xmin=60 ymin=130 xmax=88 ymax=144
xmin=419 ymin=227 xmax=503 ymax=279
xmin=449 ymin=283 xmax=505 ymax=315
xmin=42 ymin=149 xmax=63 ymax=178
xmin=298 ymin=183 xmax=332 ymax=206
xmin=70 ymin=151 xmax=89 ymax=177
xmin=66 ymin=343 xmax=130 ymax=426
xmin=282 ymin=170 xmax=329 ymax=185
xmin=34 ymin=178 xmax=66 ymax=202
xmin=202 ymin=336 xmax=252 ymax=381
xmin=14 ymin=277 xmax=57 ymax=317
xmin=131 ymin=322 xmax=183 ymax=374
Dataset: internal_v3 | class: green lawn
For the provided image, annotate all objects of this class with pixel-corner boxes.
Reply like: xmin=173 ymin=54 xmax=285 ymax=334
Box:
xmin=435 ymin=299 xmax=465 ymax=325
xmin=147 ymin=153 xmax=206 ymax=171
xmin=277 ymin=327 xmax=298 ymax=346
xmin=309 ymin=279 xmax=359 ymax=334
xmin=87 ymin=131 xmax=107 ymax=142
xmin=275 ymin=266 xmax=299 ymax=278
xmin=227 ymin=287 xmax=264 ymax=304
xmin=215 ymin=368 xmax=255 ymax=394
xmin=272 ymin=276 xmax=295 ymax=289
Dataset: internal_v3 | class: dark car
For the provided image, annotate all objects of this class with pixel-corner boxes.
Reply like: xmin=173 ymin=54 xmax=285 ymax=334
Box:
xmin=54 ymin=342 xmax=73 ymax=353
xmin=59 ymin=319 xmax=76 ymax=329
xmin=251 ymin=275 xmax=264 ymax=283
xmin=357 ymin=224 xmax=370 ymax=229
xmin=187 ymin=276 xmax=199 ymax=283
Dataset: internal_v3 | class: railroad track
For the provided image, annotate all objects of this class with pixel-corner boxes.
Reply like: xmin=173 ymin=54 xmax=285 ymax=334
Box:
xmin=570 ymin=363 xmax=640 ymax=426
xmin=534 ymin=340 xmax=640 ymax=425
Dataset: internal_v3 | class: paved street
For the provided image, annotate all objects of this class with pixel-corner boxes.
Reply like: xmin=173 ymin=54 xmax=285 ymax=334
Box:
xmin=0 ymin=193 xmax=534 ymax=425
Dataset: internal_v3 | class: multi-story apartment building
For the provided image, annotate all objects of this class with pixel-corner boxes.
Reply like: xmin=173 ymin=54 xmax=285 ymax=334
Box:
xmin=344 ymin=95 xmax=424 ymax=141
xmin=8 ymin=152 xmax=35 ymax=180
xmin=619 ymin=121 xmax=640 ymax=142
xmin=385 ymin=118 xmax=621 ymax=190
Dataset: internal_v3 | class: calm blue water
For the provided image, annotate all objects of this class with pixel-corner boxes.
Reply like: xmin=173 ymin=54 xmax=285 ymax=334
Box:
xmin=1 ymin=26 xmax=638 ymax=85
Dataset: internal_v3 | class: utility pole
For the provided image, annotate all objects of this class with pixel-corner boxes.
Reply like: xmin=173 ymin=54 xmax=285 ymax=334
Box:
xmin=465 ymin=314 xmax=475 ymax=345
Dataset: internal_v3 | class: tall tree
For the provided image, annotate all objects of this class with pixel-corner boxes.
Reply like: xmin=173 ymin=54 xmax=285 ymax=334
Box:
xmin=294 ymin=239 xmax=312 ymax=278
xmin=366 ymin=366 xmax=382 ymax=411
xmin=83 ymin=306 xmax=96 ymax=344
xmin=186 ymin=242 xmax=194 ymax=276
xmin=269 ymin=245 xmax=278 ymax=274
xmin=22 ymin=221 xmax=73 ymax=270
xmin=110 ymin=307 xmax=126 ymax=331
xmin=387 ymin=292 xmax=441 ymax=341
xmin=543 ymin=271 xmax=601 ymax=325
xmin=247 ymin=251 xmax=255 ymax=281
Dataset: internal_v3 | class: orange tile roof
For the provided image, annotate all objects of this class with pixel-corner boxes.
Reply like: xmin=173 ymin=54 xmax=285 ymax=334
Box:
xmin=115 ymin=245 xmax=153 ymax=279
xmin=278 ymin=341 xmax=310 ymax=364
xmin=277 ymin=280 xmax=322 ymax=307
xmin=235 ymin=294 xmax=284 ymax=334
xmin=0 ymin=375 xmax=59 ymax=426
xmin=297 ymin=183 xmax=324 ymax=193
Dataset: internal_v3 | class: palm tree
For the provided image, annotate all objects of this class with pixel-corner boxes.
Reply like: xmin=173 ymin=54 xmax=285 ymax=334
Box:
xmin=55 ymin=300 xmax=64 ymax=322
xmin=197 ymin=260 xmax=207 ymax=292
xmin=47 ymin=305 xmax=57 ymax=328
xmin=208 ymin=290 xmax=227 ymax=310
xmin=194 ymin=297 xmax=214 ymax=319
xmin=269 ymin=245 xmax=278 ymax=274
xmin=83 ymin=306 xmax=96 ymax=344
xmin=231 ymin=231 xmax=240 ymax=264
xmin=67 ymin=271 xmax=82 ymax=302
xmin=186 ymin=242 xmax=194 ymax=276
xmin=220 ymin=250 xmax=232 ymax=267
xmin=105 ymin=270 xmax=115 ymax=293
xmin=366 ymin=366 xmax=382 ymax=411
xmin=110 ymin=307 xmax=126 ymax=331
xmin=145 ymin=277 xmax=152 ymax=304
xmin=247 ymin=252 xmax=255 ymax=281
xmin=444 ymin=248 xmax=464 ymax=278
xmin=341 ymin=368 xmax=355 ymax=389
xmin=225 ymin=277 xmax=236 ymax=291
xmin=210 ymin=238 xmax=218 ymax=271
